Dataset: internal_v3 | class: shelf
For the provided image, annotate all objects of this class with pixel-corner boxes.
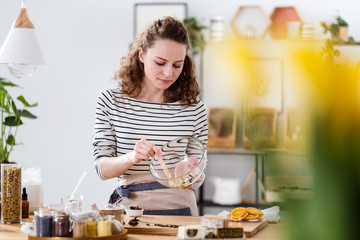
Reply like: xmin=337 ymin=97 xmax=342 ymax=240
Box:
xmin=197 ymin=199 xmax=272 ymax=209
xmin=262 ymin=148 xmax=308 ymax=156
xmin=208 ymin=148 xmax=265 ymax=155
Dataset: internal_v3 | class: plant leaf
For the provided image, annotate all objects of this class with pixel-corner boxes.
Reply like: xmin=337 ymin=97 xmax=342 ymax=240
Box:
xmin=4 ymin=116 xmax=23 ymax=126
xmin=6 ymin=134 xmax=15 ymax=146
xmin=0 ymin=78 xmax=18 ymax=87
xmin=11 ymin=100 xmax=18 ymax=116
xmin=17 ymin=95 xmax=38 ymax=107
xmin=18 ymin=109 xmax=37 ymax=119
xmin=4 ymin=97 xmax=11 ymax=113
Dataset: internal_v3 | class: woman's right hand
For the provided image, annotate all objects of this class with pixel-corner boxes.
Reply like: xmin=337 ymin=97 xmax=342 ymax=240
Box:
xmin=128 ymin=138 xmax=161 ymax=164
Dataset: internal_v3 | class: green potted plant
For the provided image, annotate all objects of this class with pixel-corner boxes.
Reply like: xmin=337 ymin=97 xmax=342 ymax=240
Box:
xmin=321 ymin=16 xmax=349 ymax=43
xmin=0 ymin=77 xmax=37 ymax=164
xmin=183 ymin=17 xmax=207 ymax=56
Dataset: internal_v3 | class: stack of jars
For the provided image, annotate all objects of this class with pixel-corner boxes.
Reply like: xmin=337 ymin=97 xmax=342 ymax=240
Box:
xmin=33 ymin=209 xmax=124 ymax=238
xmin=34 ymin=209 xmax=73 ymax=237
xmin=73 ymin=213 xmax=124 ymax=238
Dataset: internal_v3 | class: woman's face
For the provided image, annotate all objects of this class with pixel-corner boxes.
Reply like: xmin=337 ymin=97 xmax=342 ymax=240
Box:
xmin=139 ymin=39 xmax=186 ymax=90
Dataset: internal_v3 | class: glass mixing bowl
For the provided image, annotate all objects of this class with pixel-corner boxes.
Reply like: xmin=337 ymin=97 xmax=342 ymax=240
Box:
xmin=149 ymin=136 xmax=207 ymax=189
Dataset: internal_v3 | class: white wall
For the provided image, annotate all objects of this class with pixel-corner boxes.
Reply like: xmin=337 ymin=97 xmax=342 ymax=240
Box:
xmin=0 ymin=0 xmax=358 ymax=211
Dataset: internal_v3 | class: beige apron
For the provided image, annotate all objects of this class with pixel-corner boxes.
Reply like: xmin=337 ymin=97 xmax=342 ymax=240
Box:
xmin=115 ymin=173 xmax=198 ymax=216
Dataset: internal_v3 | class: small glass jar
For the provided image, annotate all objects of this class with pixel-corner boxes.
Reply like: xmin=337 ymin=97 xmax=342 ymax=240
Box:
xmin=100 ymin=203 xmax=125 ymax=225
xmin=71 ymin=212 xmax=90 ymax=238
xmin=34 ymin=210 xmax=55 ymax=237
xmin=86 ymin=218 xmax=97 ymax=237
xmin=97 ymin=216 xmax=112 ymax=237
xmin=1 ymin=164 xmax=22 ymax=224
xmin=54 ymin=212 xmax=72 ymax=237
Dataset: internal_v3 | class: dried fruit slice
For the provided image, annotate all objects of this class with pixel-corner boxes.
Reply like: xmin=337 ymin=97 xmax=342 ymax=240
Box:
xmin=229 ymin=207 xmax=248 ymax=221
xmin=246 ymin=207 xmax=263 ymax=216
xmin=243 ymin=214 xmax=260 ymax=221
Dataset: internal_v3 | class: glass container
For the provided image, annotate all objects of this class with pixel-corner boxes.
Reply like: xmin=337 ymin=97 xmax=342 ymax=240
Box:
xmin=34 ymin=210 xmax=54 ymax=237
xmin=150 ymin=136 xmax=207 ymax=189
xmin=60 ymin=195 xmax=83 ymax=213
xmin=86 ymin=218 xmax=97 ymax=237
xmin=1 ymin=164 xmax=22 ymax=224
xmin=71 ymin=211 xmax=94 ymax=238
xmin=54 ymin=212 xmax=72 ymax=237
xmin=100 ymin=203 xmax=125 ymax=225
xmin=97 ymin=216 xmax=112 ymax=237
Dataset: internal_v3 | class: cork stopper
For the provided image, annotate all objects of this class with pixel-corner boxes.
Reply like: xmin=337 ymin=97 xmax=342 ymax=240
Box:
xmin=13 ymin=8 xmax=34 ymax=28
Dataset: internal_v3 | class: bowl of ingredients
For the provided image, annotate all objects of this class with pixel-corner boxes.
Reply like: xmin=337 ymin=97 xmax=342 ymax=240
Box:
xmin=125 ymin=206 xmax=144 ymax=217
xmin=150 ymin=136 xmax=207 ymax=189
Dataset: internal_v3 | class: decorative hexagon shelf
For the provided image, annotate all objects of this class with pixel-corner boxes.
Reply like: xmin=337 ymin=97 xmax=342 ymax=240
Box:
xmin=230 ymin=6 xmax=271 ymax=40
xmin=270 ymin=6 xmax=303 ymax=39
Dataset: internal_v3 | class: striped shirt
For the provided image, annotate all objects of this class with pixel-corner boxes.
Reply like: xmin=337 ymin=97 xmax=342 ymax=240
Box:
xmin=93 ymin=89 xmax=208 ymax=180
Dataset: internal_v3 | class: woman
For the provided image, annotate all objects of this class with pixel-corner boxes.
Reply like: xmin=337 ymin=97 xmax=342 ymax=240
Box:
xmin=93 ymin=16 xmax=208 ymax=216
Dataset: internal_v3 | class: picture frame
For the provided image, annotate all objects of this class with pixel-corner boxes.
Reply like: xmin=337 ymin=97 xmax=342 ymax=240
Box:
xmin=208 ymin=108 xmax=237 ymax=149
xmin=134 ymin=3 xmax=188 ymax=40
xmin=248 ymin=58 xmax=284 ymax=113
xmin=243 ymin=107 xmax=277 ymax=149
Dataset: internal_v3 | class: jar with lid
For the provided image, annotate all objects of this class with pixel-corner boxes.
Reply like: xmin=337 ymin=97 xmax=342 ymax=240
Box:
xmin=71 ymin=212 xmax=88 ymax=238
xmin=1 ymin=164 xmax=22 ymax=224
xmin=100 ymin=203 xmax=125 ymax=225
xmin=86 ymin=218 xmax=97 ymax=237
xmin=97 ymin=216 xmax=112 ymax=237
xmin=34 ymin=210 xmax=55 ymax=237
xmin=54 ymin=211 xmax=72 ymax=237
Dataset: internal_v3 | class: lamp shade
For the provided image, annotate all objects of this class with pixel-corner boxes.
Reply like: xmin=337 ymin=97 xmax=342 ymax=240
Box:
xmin=0 ymin=8 xmax=45 ymax=65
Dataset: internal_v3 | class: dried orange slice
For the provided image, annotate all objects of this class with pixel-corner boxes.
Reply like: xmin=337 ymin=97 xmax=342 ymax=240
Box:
xmin=246 ymin=207 xmax=263 ymax=216
xmin=229 ymin=207 xmax=248 ymax=221
xmin=243 ymin=214 xmax=260 ymax=221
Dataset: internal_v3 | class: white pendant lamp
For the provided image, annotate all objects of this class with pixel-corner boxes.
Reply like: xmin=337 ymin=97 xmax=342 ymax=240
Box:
xmin=0 ymin=0 xmax=45 ymax=78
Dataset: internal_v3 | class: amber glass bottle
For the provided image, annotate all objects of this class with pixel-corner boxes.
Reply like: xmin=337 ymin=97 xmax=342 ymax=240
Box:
xmin=22 ymin=187 xmax=29 ymax=218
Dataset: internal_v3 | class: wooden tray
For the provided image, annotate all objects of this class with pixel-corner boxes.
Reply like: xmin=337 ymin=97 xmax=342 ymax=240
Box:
xmin=27 ymin=229 xmax=127 ymax=240
xmin=124 ymin=215 xmax=267 ymax=238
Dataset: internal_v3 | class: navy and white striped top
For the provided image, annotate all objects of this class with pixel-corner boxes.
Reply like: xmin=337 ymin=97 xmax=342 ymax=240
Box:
xmin=93 ymin=89 xmax=208 ymax=180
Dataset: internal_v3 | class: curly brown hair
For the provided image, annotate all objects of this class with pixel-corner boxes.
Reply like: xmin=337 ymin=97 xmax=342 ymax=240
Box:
xmin=115 ymin=16 xmax=200 ymax=105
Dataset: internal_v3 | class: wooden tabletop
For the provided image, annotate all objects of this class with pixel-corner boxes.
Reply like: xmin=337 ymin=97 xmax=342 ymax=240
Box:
xmin=0 ymin=216 xmax=289 ymax=240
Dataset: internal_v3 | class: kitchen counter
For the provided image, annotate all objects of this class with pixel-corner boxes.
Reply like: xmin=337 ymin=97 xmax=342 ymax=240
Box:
xmin=0 ymin=215 xmax=289 ymax=240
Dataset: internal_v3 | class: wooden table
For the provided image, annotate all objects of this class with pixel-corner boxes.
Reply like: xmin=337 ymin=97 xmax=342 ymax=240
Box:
xmin=0 ymin=216 xmax=288 ymax=240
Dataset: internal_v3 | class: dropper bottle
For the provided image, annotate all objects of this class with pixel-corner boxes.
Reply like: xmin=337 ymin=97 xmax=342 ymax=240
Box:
xmin=22 ymin=187 xmax=29 ymax=218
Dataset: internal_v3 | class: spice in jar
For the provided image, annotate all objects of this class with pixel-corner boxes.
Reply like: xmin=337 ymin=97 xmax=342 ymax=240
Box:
xmin=71 ymin=212 xmax=88 ymax=238
xmin=35 ymin=210 xmax=55 ymax=237
xmin=71 ymin=211 xmax=95 ymax=238
xmin=1 ymin=164 xmax=22 ymax=224
xmin=86 ymin=219 xmax=97 ymax=237
xmin=54 ymin=212 xmax=72 ymax=237
xmin=97 ymin=217 xmax=112 ymax=237
xmin=73 ymin=221 xmax=86 ymax=238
